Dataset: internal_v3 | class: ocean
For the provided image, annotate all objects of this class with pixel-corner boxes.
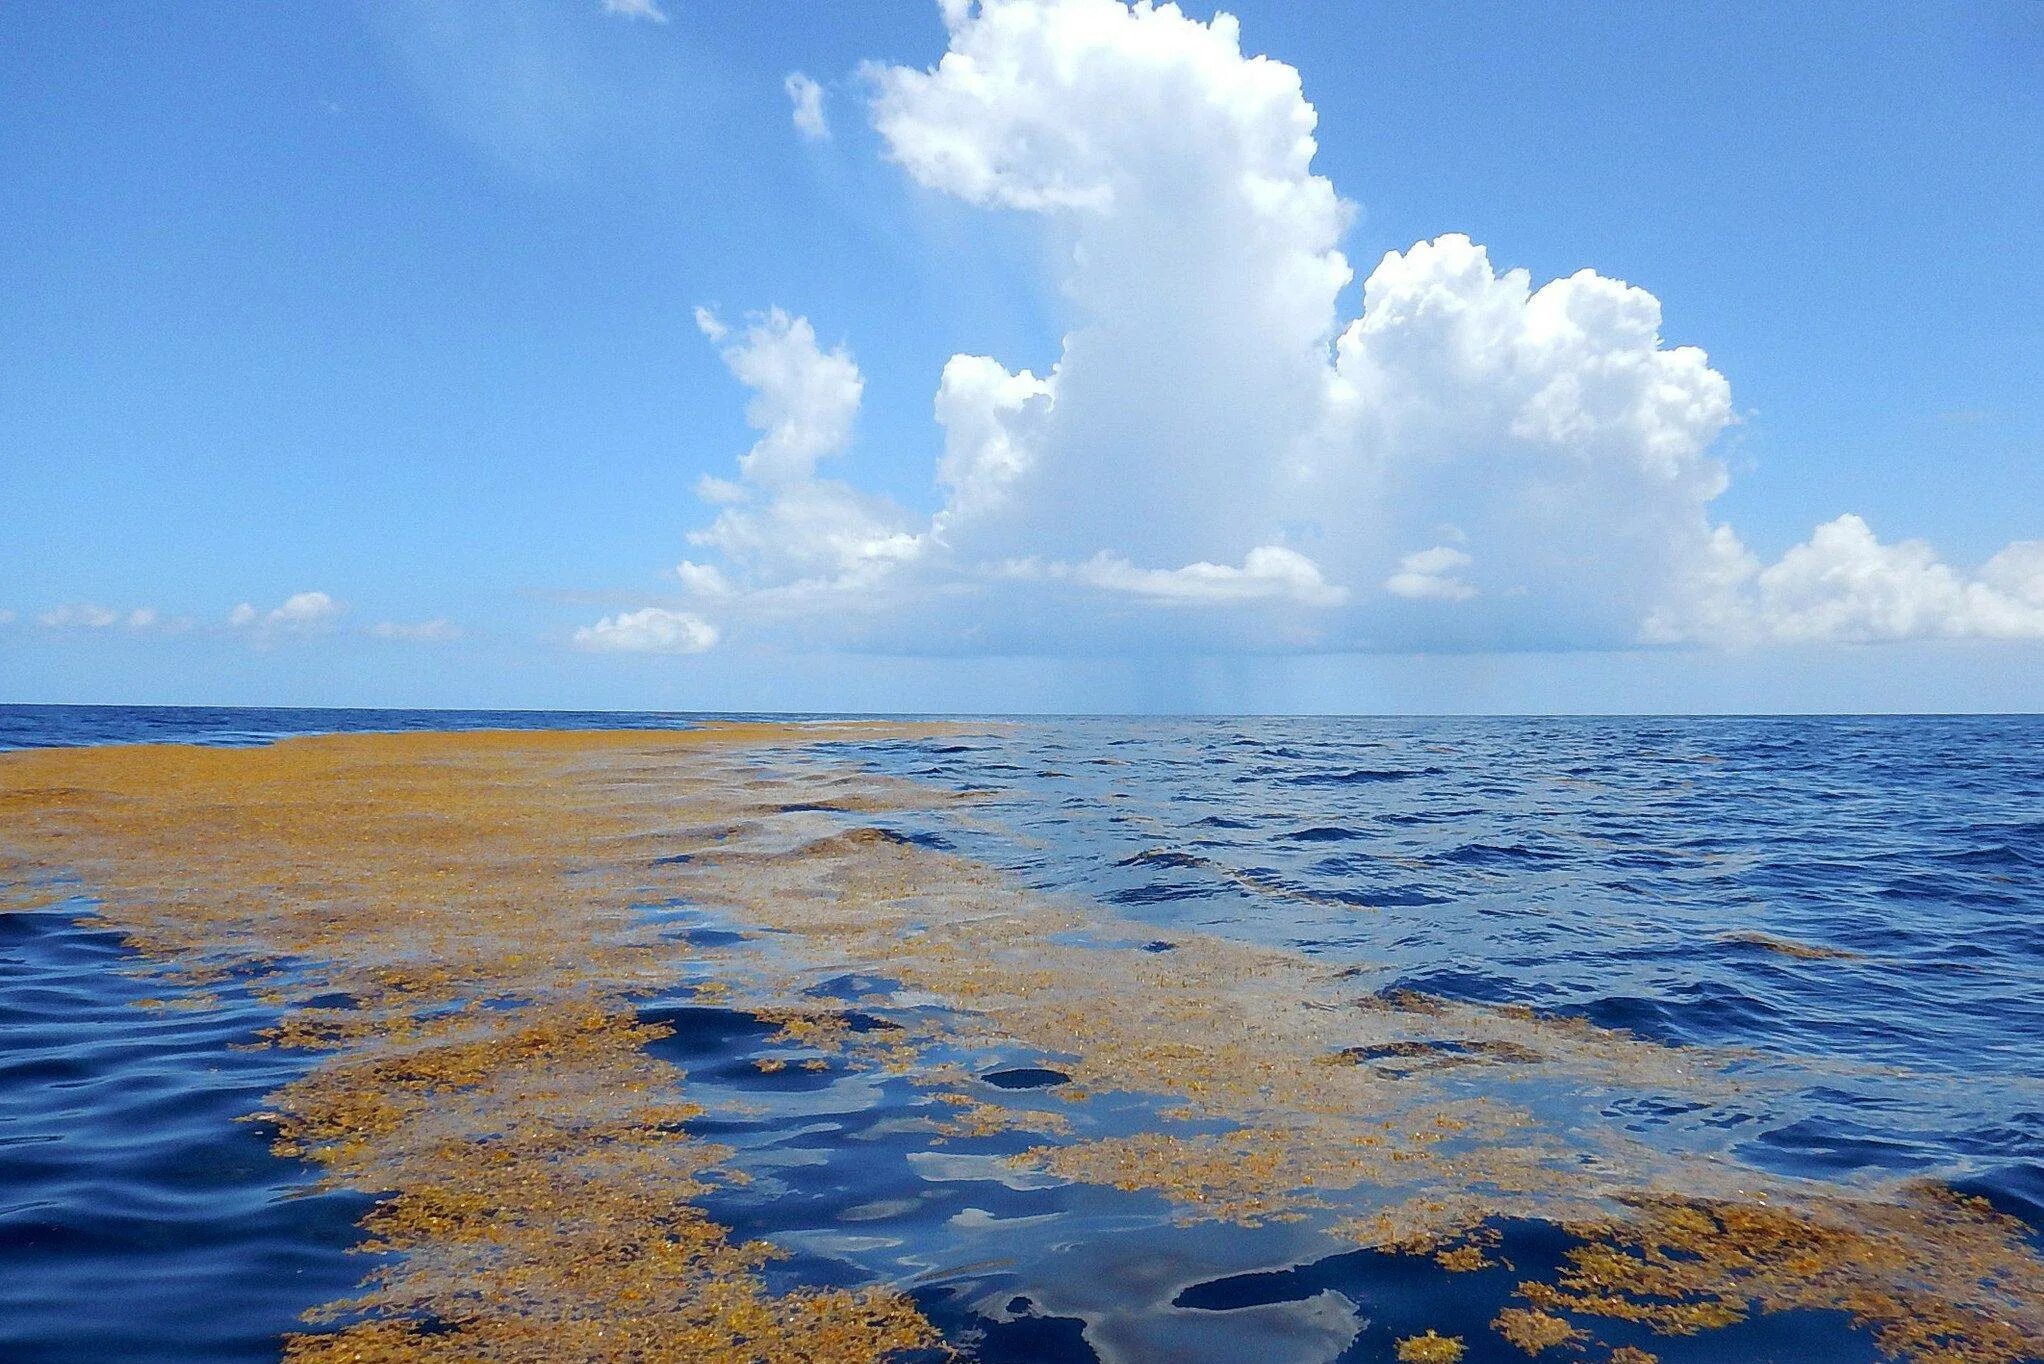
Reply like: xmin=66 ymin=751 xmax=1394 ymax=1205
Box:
xmin=2 ymin=706 xmax=2039 ymax=1362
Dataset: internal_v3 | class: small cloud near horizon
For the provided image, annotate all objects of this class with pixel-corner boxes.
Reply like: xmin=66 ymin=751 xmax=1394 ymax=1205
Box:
xmin=37 ymin=604 xmax=182 ymax=633
xmin=230 ymin=591 xmax=343 ymax=635
xmin=573 ymin=607 xmax=718 ymax=655
xmin=371 ymin=618 xmax=462 ymax=643
xmin=600 ymin=0 xmax=668 ymax=22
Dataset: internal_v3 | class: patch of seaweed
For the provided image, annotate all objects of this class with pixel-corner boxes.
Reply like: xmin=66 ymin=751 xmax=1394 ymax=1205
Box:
xmin=4 ymin=725 xmax=2038 ymax=1363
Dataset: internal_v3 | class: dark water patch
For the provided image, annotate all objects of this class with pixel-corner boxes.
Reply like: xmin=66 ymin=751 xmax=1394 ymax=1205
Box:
xmin=637 ymin=1001 xmax=780 ymax=1056
xmin=0 ymin=908 xmax=371 ymax=1363
xmin=806 ymin=972 xmax=905 ymax=1003
xmin=1739 ymin=1117 xmax=1942 ymax=1179
xmin=671 ymin=925 xmax=749 ymax=948
xmin=918 ymin=1290 xmax=1094 ymax=1363
xmin=982 ymin=1067 xmax=1071 ymax=1090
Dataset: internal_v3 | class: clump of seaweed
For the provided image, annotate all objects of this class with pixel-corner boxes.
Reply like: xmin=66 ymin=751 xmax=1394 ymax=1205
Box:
xmin=0 ymin=725 xmax=958 ymax=1362
xmin=1513 ymin=1188 xmax=2043 ymax=1363
xmin=1720 ymin=930 xmax=1860 ymax=960
xmin=1395 ymin=1329 xmax=1466 ymax=1362
xmin=1491 ymin=1307 xmax=1580 ymax=1353
xmin=1336 ymin=1037 xmax=1544 ymax=1076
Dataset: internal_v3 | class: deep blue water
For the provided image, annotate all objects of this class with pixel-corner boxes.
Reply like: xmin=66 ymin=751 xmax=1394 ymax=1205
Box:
xmin=2 ymin=706 xmax=2039 ymax=1362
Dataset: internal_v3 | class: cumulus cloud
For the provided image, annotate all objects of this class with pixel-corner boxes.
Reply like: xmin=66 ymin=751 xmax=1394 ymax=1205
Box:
xmin=620 ymin=0 xmax=2031 ymax=657
xmin=785 ymin=72 xmax=829 ymax=140
xmin=230 ymin=591 xmax=343 ymax=633
xmin=573 ymin=607 xmax=718 ymax=654
xmin=38 ymin=604 xmax=166 ymax=631
xmin=1385 ymin=547 xmax=1477 ymax=602
xmin=679 ymin=309 xmax=920 ymax=588
xmin=673 ymin=561 xmax=733 ymax=597
xmin=1647 ymin=517 xmax=2044 ymax=644
xmin=600 ymin=0 xmax=667 ymax=22
xmin=697 ymin=307 xmax=862 ymax=489
xmin=371 ymin=618 xmax=462 ymax=643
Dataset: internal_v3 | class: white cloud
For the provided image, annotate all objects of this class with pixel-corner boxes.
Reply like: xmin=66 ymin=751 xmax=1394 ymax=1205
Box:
xmin=272 ymin=591 xmax=341 ymax=625
xmin=1022 ymin=545 xmax=1347 ymax=607
xmin=622 ymin=0 xmax=2029 ymax=658
xmin=1385 ymin=546 xmax=1477 ymax=602
xmin=930 ymin=355 xmax=1053 ymax=540
xmin=41 ymin=604 xmax=120 ymax=629
xmin=673 ymin=561 xmax=733 ymax=596
xmin=573 ymin=607 xmax=718 ymax=654
xmin=38 ymin=604 xmax=167 ymax=631
xmin=1646 ymin=516 xmax=2044 ymax=644
xmin=230 ymin=591 xmax=343 ymax=634
xmin=695 ymin=307 xmax=862 ymax=489
xmin=683 ymin=308 xmax=919 ymax=585
xmin=371 ymin=618 xmax=462 ymax=643
xmin=868 ymin=0 xmax=1358 ymax=577
xmin=785 ymin=72 xmax=829 ymax=141
xmin=695 ymin=474 xmax=746 ymax=504
xmin=600 ymin=0 xmax=668 ymax=22
xmin=0 ymin=609 xmax=15 ymax=626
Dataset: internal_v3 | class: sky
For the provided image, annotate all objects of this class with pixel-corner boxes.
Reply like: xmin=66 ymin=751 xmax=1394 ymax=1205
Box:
xmin=2 ymin=0 xmax=2040 ymax=714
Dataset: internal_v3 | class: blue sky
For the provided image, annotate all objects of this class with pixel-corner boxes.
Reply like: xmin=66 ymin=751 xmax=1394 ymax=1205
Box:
xmin=2 ymin=0 xmax=2040 ymax=713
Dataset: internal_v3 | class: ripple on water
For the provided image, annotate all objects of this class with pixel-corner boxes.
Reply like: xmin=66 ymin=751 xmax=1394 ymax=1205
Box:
xmin=0 ymin=908 xmax=368 ymax=1364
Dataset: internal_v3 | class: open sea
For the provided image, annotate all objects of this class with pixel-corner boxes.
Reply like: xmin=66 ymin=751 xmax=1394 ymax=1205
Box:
xmin=2 ymin=705 xmax=2040 ymax=1362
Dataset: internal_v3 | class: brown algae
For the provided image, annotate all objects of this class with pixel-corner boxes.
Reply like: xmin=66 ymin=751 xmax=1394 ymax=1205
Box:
xmin=0 ymin=726 xmax=950 ymax=1362
xmin=1394 ymin=1330 xmax=1465 ymax=1362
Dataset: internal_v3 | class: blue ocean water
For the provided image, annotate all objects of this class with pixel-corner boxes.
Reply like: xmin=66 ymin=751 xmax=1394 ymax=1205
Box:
xmin=1 ymin=706 xmax=2039 ymax=1362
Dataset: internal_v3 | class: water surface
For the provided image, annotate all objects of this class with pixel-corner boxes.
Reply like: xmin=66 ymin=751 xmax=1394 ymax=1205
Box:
xmin=2 ymin=706 xmax=2038 ymax=1362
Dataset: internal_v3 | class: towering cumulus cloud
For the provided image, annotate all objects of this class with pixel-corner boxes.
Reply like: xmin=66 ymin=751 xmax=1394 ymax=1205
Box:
xmin=610 ymin=0 xmax=2039 ymax=656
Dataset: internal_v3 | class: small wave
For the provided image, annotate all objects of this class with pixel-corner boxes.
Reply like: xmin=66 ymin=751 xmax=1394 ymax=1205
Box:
xmin=1280 ymin=825 xmax=1366 ymax=843
xmin=1286 ymin=766 xmax=1438 ymax=786
xmin=1935 ymin=843 xmax=2041 ymax=870
xmin=1191 ymin=814 xmax=1256 ymax=830
xmin=1441 ymin=841 xmax=1564 ymax=868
